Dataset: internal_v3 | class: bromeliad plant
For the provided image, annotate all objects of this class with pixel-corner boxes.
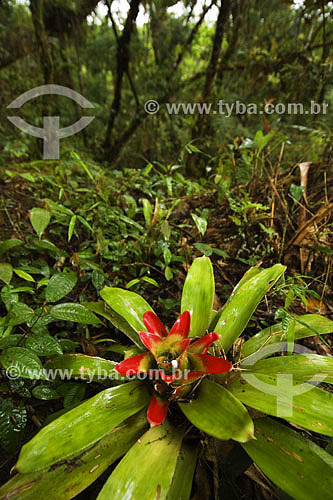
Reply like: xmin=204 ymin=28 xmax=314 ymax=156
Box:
xmin=1 ymin=257 xmax=333 ymax=500
xmin=115 ymin=309 xmax=233 ymax=426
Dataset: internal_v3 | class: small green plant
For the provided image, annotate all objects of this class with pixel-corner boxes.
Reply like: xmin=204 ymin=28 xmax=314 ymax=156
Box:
xmin=1 ymin=257 xmax=332 ymax=500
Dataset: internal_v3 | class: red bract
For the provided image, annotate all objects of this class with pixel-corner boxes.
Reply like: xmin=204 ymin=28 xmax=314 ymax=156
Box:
xmin=115 ymin=310 xmax=232 ymax=426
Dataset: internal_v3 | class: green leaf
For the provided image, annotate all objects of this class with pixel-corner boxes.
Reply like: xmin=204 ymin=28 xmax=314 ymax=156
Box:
xmin=30 ymin=208 xmax=51 ymax=238
xmin=0 ymin=334 xmax=23 ymax=349
xmin=68 ymin=215 xmax=77 ymax=242
xmin=242 ymin=418 xmax=333 ymax=500
xmin=166 ymin=443 xmax=199 ymax=500
xmin=92 ymin=270 xmax=104 ymax=290
xmin=126 ymin=278 xmax=140 ymax=289
xmin=20 ymin=173 xmax=35 ymax=183
xmin=84 ymin=301 xmax=143 ymax=347
xmin=241 ymin=314 xmax=333 ymax=358
xmin=179 ymin=380 xmax=254 ymax=442
xmin=16 ymin=380 xmax=150 ymax=473
xmin=57 ymin=382 xmax=86 ymax=408
xmin=165 ymin=265 xmax=173 ymax=281
xmin=161 ymin=219 xmax=171 ymax=240
xmin=49 ymin=303 xmax=101 ymax=324
xmin=25 ymin=334 xmax=63 ymax=356
xmin=290 ymin=183 xmax=305 ymax=202
xmin=142 ymin=198 xmax=153 ymax=227
xmin=97 ymin=420 xmax=185 ymax=500
xmin=1 ymin=286 xmax=19 ymax=310
xmin=45 ymin=354 xmax=118 ymax=382
xmin=13 ymin=269 xmax=35 ymax=282
xmin=163 ymin=247 xmax=172 ymax=266
xmin=31 ymin=239 xmax=68 ymax=257
xmin=0 ymin=347 xmax=47 ymax=380
xmin=0 ymin=411 xmax=148 ymax=500
xmin=77 ymin=215 xmax=93 ymax=233
xmin=0 ymin=263 xmax=13 ymax=284
xmin=141 ymin=276 xmax=158 ymax=287
xmin=32 ymin=386 xmax=60 ymax=400
xmin=191 ymin=213 xmax=207 ymax=236
xmin=45 ymin=271 xmax=78 ymax=302
xmin=100 ymin=287 xmax=154 ymax=344
xmin=0 ymin=398 xmax=27 ymax=454
xmin=181 ymin=256 xmax=215 ymax=337
xmin=215 ymin=264 xmax=286 ymax=352
xmin=254 ymin=129 xmax=274 ymax=154
xmin=0 ymin=239 xmax=23 ymax=256
xmin=228 ymin=373 xmax=333 ymax=436
xmin=242 ymin=353 xmax=333 ymax=384
xmin=8 ymin=303 xmax=34 ymax=326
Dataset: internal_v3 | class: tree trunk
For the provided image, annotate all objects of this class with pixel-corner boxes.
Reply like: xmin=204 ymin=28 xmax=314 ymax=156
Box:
xmin=29 ymin=0 xmax=54 ymax=84
xmin=187 ymin=0 xmax=231 ymax=176
xmin=103 ymin=0 xmax=141 ymax=153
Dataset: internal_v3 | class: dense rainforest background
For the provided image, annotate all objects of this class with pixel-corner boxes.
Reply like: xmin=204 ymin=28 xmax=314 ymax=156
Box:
xmin=0 ymin=0 xmax=332 ymax=499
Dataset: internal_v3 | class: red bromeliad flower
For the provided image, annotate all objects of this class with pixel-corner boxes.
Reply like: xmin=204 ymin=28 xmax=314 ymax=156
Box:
xmin=115 ymin=310 xmax=232 ymax=427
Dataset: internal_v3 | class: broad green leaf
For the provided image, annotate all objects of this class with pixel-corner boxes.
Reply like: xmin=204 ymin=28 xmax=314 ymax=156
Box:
xmin=166 ymin=443 xmax=199 ymax=500
xmin=290 ymin=183 xmax=305 ymax=202
xmin=100 ymin=287 xmax=154 ymax=342
xmin=0 ymin=263 xmax=13 ymax=284
xmin=46 ymin=199 xmax=74 ymax=216
xmin=0 ymin=411 xmax=148 ymax=500
xmin=241 ymin=314 xmax=333 ymax=358
xmin=29 ymin=208 xmax=51 ymax=238
xmin=45 ymin=271 xmax=78 ymax=302
xmin=242 ymin=353 xmax=333 ymax=384
xmin=233 ymin=266 xmax=262 ymax=290
xmin=49 ymin=303 xmax=101 ymax=324
xmin=228 ymin=373 xmax=333 ymax=436
xmin=0 ymin=334 xmax=23 ymax=349
xmin=32 ymin=386 xmax=60 ymax=400
xmin=0 ymin=398 xmax=27 ymax=454
xmin=8 ymin=303 xmax=34 ymax=325
xmin=179 ymin=380 xmax=254 ymax=442
xmin=84 ymin=301 xmax=143 ymax=347
xmin=57 ymin=382 xmax=86 ymax=408
xmin=1 ymin=285 xmax=19 ymax=310
xmin=31 ymin=239 xmax=68 ymax=257
xmin=215 ymin=264 xmax=286 ymax=352
xmin=25 ymin=334 xmax=63 ymax=356
xmin=97 ymin=420 xmax=184 ymax=500
xmin=142 ymin=198 xmax=152 ymax=227
xmin=161 ymin=219 xmax=171 ymax=239
xmin=13 ymin=269 xmax=35 ymax=282
xmin=191 ymin=213 xmax=207 ymax=236
xmin=0 ymin=239 xmax=23 ymax=256
xmin=16 ymin=380 xmax=150 ymax=473
xmin=45 ymin=354 xmax=119 ymax=382
xmin=0 ymin=347 xmax=47 ymax=380
xmin=92 ymin=270 xmax=104 ymax=290
xmin=165 ymin=265 xmax=173 ymax=280
xmin=181 ymin=256 xmax=215 ymax=337
xmin=242 ymin=418 xmax=333 ymax=500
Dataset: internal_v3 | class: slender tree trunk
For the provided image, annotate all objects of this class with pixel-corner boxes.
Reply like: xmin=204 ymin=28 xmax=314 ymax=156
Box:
xmin=103 ymin=0 xmax=141 ymax=153
xmin=187 ymin=0 xmax=231 ymax=176
xmin=29 ymin=0 xmax=54 ymax=84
